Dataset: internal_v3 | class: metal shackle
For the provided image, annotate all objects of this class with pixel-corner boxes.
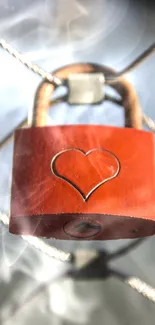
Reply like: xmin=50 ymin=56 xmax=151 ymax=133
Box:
xmin=29 ymin=63 xmax=143 ymax=129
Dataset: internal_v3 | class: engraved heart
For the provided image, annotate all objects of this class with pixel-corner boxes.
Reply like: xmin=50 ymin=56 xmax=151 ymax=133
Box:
xmin=51 ymin=148 xmax=120 ymax=201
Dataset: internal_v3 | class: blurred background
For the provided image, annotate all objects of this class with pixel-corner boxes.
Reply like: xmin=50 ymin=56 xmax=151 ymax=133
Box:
xmin=0 ymin=0 xmax=155 ymax=324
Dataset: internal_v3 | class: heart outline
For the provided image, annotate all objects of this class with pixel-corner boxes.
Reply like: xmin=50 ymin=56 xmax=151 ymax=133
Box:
xmin=51 ymin=148 xmax=120 ymax=202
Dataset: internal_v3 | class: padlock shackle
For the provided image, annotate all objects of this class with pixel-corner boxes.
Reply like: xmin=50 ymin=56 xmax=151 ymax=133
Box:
xmin=31 ymin=63 xmax=142 ymax=129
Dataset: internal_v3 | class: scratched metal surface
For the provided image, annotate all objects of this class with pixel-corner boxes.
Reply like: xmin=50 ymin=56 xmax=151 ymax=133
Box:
xmin=0 ymin=0 xmax=155 ymax=324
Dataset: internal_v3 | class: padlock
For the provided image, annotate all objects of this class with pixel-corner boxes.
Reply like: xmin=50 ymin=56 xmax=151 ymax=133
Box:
xmin=10 ymin=63 xmax=155 ymax=240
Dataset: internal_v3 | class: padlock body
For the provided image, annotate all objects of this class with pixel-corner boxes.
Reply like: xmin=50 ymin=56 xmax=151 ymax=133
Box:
xmin=10 ymin=125 xmax=155 ymax=240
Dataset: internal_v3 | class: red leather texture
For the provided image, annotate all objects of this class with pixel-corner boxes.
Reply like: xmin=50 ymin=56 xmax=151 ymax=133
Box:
xmin=10 ymin=125 xmax=155 ymax=240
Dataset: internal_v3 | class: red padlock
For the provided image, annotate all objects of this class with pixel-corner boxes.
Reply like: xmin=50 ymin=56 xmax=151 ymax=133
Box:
xmin=10 ymin=63 xmax=155 ymax=240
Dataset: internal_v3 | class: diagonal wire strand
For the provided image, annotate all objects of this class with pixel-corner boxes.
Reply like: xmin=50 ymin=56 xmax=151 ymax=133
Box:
xmin=111 ymin=269 xmax=155 ymax=304
xmin=106 ymin=43 xmax=155 ymax=83
xmin=0 ymin=38 xmax=62 ymax=86
xmin=108 ymin=238 xmax=145 ymax=261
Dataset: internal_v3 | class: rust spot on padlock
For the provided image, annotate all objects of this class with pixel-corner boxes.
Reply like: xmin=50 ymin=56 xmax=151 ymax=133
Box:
xmin=9 ymin=63 xmax=155 ymax=239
